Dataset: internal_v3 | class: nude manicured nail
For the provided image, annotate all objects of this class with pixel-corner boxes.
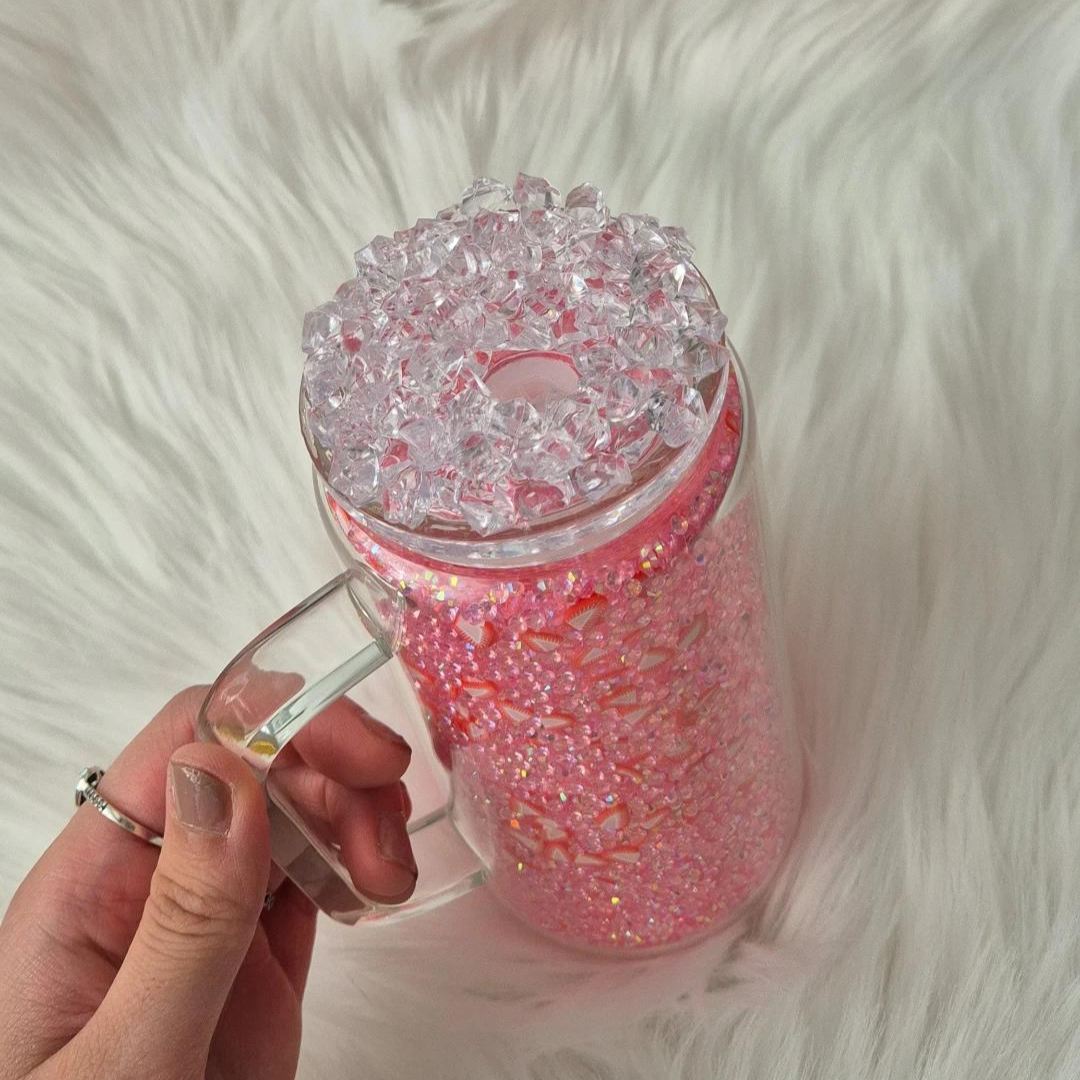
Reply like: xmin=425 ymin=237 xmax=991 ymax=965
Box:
xmin=363 ymin=715 xmax=411 ymax=752
xmin=377 ymin=810 xmax=417 ymax=877
xmin=169 ymin=762 xmax=231 ymax=835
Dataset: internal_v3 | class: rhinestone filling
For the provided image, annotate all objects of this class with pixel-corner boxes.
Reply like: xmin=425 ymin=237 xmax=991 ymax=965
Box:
xmin=325 ymin=370 xmax=801 ymax=952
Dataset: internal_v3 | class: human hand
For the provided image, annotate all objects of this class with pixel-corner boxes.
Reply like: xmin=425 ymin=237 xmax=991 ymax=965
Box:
xmin=0 ymin=685 xmax=415 ymax=1080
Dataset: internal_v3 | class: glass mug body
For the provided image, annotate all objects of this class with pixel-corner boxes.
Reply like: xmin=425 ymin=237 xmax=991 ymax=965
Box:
xmin=199 ymin=349 xmax=802 ymax=954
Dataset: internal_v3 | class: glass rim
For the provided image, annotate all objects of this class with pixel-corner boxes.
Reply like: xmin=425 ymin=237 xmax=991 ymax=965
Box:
xmin=313 ymin=345 xmax=752 ymax=570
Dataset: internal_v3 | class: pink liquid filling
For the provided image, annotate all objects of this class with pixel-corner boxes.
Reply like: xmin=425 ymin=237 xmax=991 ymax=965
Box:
xmin=327 ymin=370 xmax=801 ymax=952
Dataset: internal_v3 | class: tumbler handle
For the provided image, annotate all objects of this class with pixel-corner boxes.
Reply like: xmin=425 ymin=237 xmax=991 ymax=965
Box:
xmin=197 ymin=570 xmax=488 ymax=924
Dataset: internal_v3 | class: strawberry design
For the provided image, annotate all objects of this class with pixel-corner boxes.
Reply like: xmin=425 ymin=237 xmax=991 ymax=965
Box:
xmin=544 ymin=840 xmax=571 ymax=864
xmin=522 ymin=629 xmax=562 ymax=653
xmin=677 ymin=613 xmax=708 ymax=650
xmin=571 ymin=644 xmax=609 ymax=669
xmin=599 ymin=687 xmax=639 ymax=713
xmin=669 ymin=738 xmax=707 ymax=767
xmin=514 ymin=832 xmax=543 ymax=854
xmin=596 ymin=803 xmax=630 ymax=832
xmin=461 ymin=677 xmax=497 ymax=699
xmin=564 ymin=594 xmax=608 ymax=632
xmin=573 ymin=852 xmax=607 ymax=868
xmin=403 ymin=662 xmax=435 ymax=688
xmin=536 ymin=818 xmax=568 ymax=840
xmin=638 ymin=646 xmax=674 ymax=672
xmin=540 ymin=712 xmax=575 ymax=730
xmin=511 ymin=799 xmax=543 ymax=819
xmin=591 ymin=664 xmax=626 ymax=683
xmin=606 ymin=846 xmax=641 ymax=864
xmin=451 ymin=706 xmax=477 ymax=738
xmin=639 ymin=807 xmax=669 ymax=830
xmin=495 ymin=699 xmax=532 ymax=723
xmin=664 ymin=736 xmax=694 ymax=760
xmin=452 ymin=613 xmax=497 ymax=647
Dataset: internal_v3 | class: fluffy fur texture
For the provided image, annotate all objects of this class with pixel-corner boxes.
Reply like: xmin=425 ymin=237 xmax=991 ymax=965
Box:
xmin=2 ymin=0 xmax=1079 ymax=1076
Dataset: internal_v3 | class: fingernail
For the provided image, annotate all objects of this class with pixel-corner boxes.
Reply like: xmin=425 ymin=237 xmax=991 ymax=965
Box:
xmin=377 ymin=810 xmax=418 ymax=877
xmin=363 ymin=715 xmax=411 ymax=753
xmin=169 ymin=762 xmax=231 ymax=835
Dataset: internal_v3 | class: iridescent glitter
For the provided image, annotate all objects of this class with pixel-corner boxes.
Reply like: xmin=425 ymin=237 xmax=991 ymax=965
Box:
xmin=325 ymin=369 xmax=802 ymax=952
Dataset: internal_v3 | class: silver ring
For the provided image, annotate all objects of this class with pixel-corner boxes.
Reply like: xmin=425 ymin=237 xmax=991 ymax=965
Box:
xmin=75 ymin=766 xmax=163 ymax=848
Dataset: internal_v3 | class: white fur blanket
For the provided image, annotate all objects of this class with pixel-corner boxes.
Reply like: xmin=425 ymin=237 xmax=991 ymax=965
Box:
xmin=3 ymin=0 xmax=1079 ymax=1077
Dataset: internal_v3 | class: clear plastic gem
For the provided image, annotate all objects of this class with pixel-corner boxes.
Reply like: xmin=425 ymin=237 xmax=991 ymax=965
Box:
xmin=429 ymin=296 xmax=484 ymax=346
xmin=576 ymin=282 xmax=632 ymax=330
xmin=617 ymin=213 xmax=662 ymax=241
xmin=302 ymin=350 xmax=349 ymax=405
xmin=329 ymin=444 xmax=381 ymax=506
xmin=679 ymin=340 xmax=732 ymax=381
xmin=513 ymin=172 xmax=559 ymax=210
xmin=601 ymin=372 xmax=647 ymax=423
xmin=403 ymin=218 xmax=461 ymax=277
xmin=444 ymin=372 xmax=494 ymax=432
xmin=478 ymin=313 xmax=510 ymax=348
xmin=459 ymin=485 xmax=517 ymax=536
xmin=613 ymin=412 xmax=658 ymax=466
xmin=547 ymin=397 xmax=610 ymax=455
xmin=530 ymin=207 xmax=575 ymax=252
xmin=468 ymin=208 xmax=519 ymax=255
xmin=513 ymin=430 xmax=582 ymax=482
xmin=564 ymin=182 xmax=607 ymax=224
xmin=492 ymin=398 xmax=542 ymax=442
xmin=590 ymin=231 xmax=635 ymax=274
xmin=355 ymin=235 xmax=407 ymax=281
xmin=509 ymin=318 xmax=554 ymax=351
xmin=482 ymin=272 xmax=525 ymax=318
xmin=382 ymin=463 xmax=430 ymax=528
xmin=492 ymin=231 xmax=543 ymax=274
xmin=618 ymin=324 xmax=675 ymax=369
xmin=647 ymin=384 xmax=707 ymax=447
xmin=461 ymin=178 xmax=516 ymax=217
xmin=399 ymin=416 xmax=444 ymax=467
xmin=515 ymin=481 xmax=569 ymax=520
xmin=302 ymin=304 xmax=343 ymax=355
xmin=427 ymin=473 xmax=460 ymax=516
xmin=676 ymin=263 xmax=711 ymax=302
xmin=459 ymin=432 xmax=511 ymax=484
xmin=661 ymin=225 xmax=695 ymax=259
xmin=306 ymin=399 xmax=348 ymax=448
xmin=575 ymin=343 xmax=622 ymax=382
xmin=444 ymin=238 xmax=491 ymax=284
xmin=572 ymin=451 xmax=632 ymax=502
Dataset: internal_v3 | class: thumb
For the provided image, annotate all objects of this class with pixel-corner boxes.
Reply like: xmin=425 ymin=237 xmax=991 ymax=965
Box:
xmin=90 ymin=743 xmax=270 ymax=1074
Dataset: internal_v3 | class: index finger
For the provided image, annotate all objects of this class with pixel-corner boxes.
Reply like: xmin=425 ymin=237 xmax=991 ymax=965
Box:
xmin=285 ymin=698 xmax=413 ymax=789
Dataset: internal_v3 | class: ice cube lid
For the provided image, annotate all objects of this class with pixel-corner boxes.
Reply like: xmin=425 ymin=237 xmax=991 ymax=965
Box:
xmin=300 ymin=174 xmax=732 ymax=537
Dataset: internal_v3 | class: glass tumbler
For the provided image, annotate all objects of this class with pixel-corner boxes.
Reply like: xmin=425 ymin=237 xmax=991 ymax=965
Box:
xmin=199 ymin=349 xmax=802 ymax=954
